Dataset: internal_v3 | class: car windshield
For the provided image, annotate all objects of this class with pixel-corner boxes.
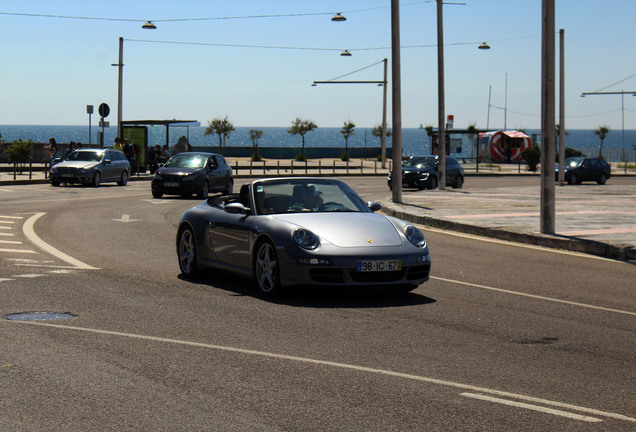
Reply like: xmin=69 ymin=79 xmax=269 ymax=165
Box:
xmin=164 ymin=154 xmax=208 ymax=169
xmin=403 ymin=157 xmax=436 ymax=168
xmin=253 ymin=179 xmax=370 ymax=215
xmin=565 ymin=157 xmax=584 ymax=168
xmin=66 ymin=151 xmax=103 ymax=162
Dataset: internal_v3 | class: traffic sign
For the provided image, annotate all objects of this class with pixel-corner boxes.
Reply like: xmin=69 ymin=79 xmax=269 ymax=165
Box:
xmin=98 ymin=103 xmax=110 ymax=118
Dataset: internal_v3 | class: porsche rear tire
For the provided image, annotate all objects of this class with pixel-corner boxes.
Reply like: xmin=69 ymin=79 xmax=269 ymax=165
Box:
xmin=254 ymin=240 xmax=281 ymax=296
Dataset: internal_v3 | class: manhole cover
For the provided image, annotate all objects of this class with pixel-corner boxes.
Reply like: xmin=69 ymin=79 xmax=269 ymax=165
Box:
xmin=3 ymin=312 xmax=76 ymax=321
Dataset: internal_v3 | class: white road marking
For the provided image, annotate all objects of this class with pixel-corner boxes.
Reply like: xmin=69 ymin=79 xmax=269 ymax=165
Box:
xmin=112 ymin=214 xmax=142 ymax=223
xmin=0 ymin=239 xmax=21 ymax=244
xmin=431 ymin=276 xmax=636 ymax=316
xmin=22 ymin=213 xmax=99 ymax=270
xmin=0 ymin=248 xmax=36 ymax=254
xmin=0 ymin=232 xmax=15 ymax=236
xmin=460 ymin=393 xmax=602 ymax=422
xmin=0 ymin=216 xmax=24 ymax=219
xmin=7 ymin=321 xmax=636 ymax=424
xmin=12 ymin=274 xmax=44 ymax=278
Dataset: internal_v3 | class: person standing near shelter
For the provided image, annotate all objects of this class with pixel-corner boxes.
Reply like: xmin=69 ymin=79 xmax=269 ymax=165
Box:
xmin=44 ymin=137 xmax=58 ymax=162
xmin=114 ymin=137 xmax=123 ymax=152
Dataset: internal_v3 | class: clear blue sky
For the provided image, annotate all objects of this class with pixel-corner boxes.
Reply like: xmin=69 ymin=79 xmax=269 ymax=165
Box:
xmin=1 ymin=0 xmax=635 ymax=130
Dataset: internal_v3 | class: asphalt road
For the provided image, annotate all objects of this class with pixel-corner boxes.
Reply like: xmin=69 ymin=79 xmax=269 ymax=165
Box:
xmin=1 ymin=177 xmax=634 ymax=431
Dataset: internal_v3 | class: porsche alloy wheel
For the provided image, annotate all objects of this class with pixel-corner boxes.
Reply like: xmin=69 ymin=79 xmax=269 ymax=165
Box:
xmin=254 ymin=240 xmax=280 ymax=295
xmin=178 ymin=226 xmax=198 ymax=276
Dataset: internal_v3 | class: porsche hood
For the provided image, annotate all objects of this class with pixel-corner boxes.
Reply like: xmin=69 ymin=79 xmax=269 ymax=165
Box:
xmin=272 ymin=213 xmax=404 ymax=247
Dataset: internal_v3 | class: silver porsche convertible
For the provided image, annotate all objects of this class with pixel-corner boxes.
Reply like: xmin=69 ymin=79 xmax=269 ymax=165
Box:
xmin=176 ymin=177 xmax=431 ymax=295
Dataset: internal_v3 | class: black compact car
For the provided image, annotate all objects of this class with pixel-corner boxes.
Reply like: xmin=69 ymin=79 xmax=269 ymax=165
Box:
xmin=151 ymin=152 xmax=233 ymax=198
xmin=388 ymin=156 xmax=464 ymax=190
xmin=556 ymin=157 xmax=611 ymax=185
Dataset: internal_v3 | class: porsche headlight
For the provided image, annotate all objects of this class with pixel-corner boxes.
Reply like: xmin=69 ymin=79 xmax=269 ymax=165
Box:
xmin=292 ymin=228 xmax=320 ymax=250
xmin=404 ymin=225 xmax=427 ymax=248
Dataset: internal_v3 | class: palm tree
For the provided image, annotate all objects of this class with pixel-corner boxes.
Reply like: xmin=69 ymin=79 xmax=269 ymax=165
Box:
xmin=249 ymin=129 xmax=264 ymax=160
xmin=204 ymin=117 xmax=235 ymax=153
xmin=340 ymin=120 xmax=355 ymax=160
xmin=371 ymin=125 xmax=391 ymax=162
xmin=287 ymin=118 xmax=317 ymax=160
xmin=594 ymin=125 xmax=609 ymax=158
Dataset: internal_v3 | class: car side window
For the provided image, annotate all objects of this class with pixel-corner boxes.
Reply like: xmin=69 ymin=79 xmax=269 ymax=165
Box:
xmin=582 ymin=159 xmax=591 ymax=169
xmin=591 ymin=159 xmax=600 ymax=169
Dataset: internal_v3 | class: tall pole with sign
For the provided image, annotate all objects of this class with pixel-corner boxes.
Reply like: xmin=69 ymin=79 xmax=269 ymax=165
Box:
xmin=87 ymin=105 xmax=93 ymax=144
xmin=98 ymin=103 xmax=110 ymax=148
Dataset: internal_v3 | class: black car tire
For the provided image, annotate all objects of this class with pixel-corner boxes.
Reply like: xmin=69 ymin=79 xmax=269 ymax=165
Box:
xmin=92 ymin=172 xmax=101 ymax=187
xmin=429 ymin=176 xmax=438 ymax=190
xmin=152 ymin=190 xmax=163 ymax=199
xmin=198 ymin=182 xmax=209 ymax=199
xmin=51 ymin=181 xmax=60 ymax=187
xmin=118 ymin=171 xmax=128 ymax=186
xmin=598 ymin=174 xmax=607 ymax=185
xmin=254 ymin=239 xmax=281 ymax=296
xmin=568 ymin=174 xmax=578 ymax=185
xmin=178 ymin=226 xmax=199 ymax=276
xmin=453 ymin=175 xmax=464 ymax=189
xmin=223 ymin=178 xmax=234 ymax=195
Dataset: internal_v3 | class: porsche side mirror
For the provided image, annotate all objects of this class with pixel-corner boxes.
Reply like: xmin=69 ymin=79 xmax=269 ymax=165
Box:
xmin=368 ymin=201 xmax=382 ymax=212
xmin=224 ymin=202 xmax=250 ymax=214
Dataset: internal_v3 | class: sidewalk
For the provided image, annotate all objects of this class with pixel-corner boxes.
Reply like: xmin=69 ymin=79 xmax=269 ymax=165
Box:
xmin=2 ymin=162 xmax=635 ymax=261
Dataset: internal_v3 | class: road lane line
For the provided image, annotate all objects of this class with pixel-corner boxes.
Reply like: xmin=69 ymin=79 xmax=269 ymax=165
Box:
xmin=431 ymin=276 xmax=636 ymax=317
xmin=22 ymin=213 xmax=99 ymax=270
xmin=460 ymin=393 xmax=602 ymax=422
xmin=7 ymin=320 xmax=636 ymax=424
xmin=0 ymin=248 xmax=36 ymax=254
xmin=0 ymin=240 xmax=22 ymax=245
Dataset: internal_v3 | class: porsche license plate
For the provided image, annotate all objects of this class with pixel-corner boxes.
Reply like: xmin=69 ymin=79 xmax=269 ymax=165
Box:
xmin=357 ymin=260 xmax=401 ymax=272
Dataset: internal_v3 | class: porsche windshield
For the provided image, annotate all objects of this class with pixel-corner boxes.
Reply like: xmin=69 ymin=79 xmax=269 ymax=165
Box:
xmin=164 ymin=154 xmax=207 ymax=169
xmin=253 ymin=179 xmax=370 ymax=215
xmin=66 ymin=151 xmax=103 ymax=162
xmin=403 ymin=157 xmax=436 ymax=168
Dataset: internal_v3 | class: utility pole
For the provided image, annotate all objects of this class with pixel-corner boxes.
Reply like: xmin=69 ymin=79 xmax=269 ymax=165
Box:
xmin=558 ymin=29 xmax=565 ymax=186
xmin=391 ymin=0 xmax=403 ymax=203
xmin=436 ymin=0 xmax=446 ymax=190
xmin=540 ymin=0 xmax=556 ymax=234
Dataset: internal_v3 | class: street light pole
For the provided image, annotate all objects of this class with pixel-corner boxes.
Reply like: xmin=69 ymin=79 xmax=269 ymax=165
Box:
xmin=391 ymin=0 xmax=402 ymax=203
xmin=116 ymin=37 xmax=124 ymax=139
xmin=312 ymin=59 xmax=388 ymax=167
xmin=436 ymin=0 xmax=446 ymax=190
xmin=540 ymin=0 xmax=556 ymax=234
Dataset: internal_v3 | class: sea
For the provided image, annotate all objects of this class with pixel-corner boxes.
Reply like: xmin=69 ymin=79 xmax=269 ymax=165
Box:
xmin=1 ymin=124 xmax=635 ymax=161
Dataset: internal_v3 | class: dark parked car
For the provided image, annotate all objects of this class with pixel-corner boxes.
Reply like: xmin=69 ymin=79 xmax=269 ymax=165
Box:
xmin=556 ymin=157 xmax=611 ymax=185
xmin=388 ymin=156 xmax=464 ymax=190
xmin=49 ymin=148 xmax=130 ymax=187
xmin=152 ymin=152 xmax=233 ymax=199
xmin=177 ymin=177 xmax=431 ymax=296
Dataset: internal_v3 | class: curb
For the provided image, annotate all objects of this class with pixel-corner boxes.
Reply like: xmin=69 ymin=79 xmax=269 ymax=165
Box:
xmin=382 ymin=202 xmax=636 ymax=262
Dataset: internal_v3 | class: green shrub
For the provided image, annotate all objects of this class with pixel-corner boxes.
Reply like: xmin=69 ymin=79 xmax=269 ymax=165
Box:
xmin=295 ymin=153 xmax=307 ymax=162
xmin=564 ymin=147 xmax=584 ymax=158
xmin=7 ymin=139 xmax=33 ymax=164
xmin=521 ymin=145 xmax=541 ymax=172
xmin=340 ymin=151 xmax=350 ymax=161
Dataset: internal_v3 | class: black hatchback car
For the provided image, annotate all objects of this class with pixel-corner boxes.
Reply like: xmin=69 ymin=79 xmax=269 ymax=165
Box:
xmin=388 ymin=156 xmax=464 ymax=190
xmin=151 ymin=152 xmax=233 ymax=198
xmin=556 ymin=157 xmax=611 ymax=185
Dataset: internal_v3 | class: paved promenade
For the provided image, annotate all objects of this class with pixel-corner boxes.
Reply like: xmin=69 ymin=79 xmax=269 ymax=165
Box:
xmin=2 ymin=162 xmax=635 ymax=261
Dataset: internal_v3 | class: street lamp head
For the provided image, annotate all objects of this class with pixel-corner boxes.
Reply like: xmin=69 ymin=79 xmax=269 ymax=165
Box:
xmin=478 ymin=42 xmax=490 ymax=50
xmin=331 ymin=13 xmax=346 ymax=22
xmin=142 ymin=20 xmax=157 ymax=29
xmin=340 ymin=50 xmax=352 ymax=57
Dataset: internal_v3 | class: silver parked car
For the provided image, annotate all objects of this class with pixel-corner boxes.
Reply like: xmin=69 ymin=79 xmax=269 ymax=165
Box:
xmin=50 ymin=148 xmax=130 ymax=187
xmin=177 ymin=177 xmax=432 ymax=296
